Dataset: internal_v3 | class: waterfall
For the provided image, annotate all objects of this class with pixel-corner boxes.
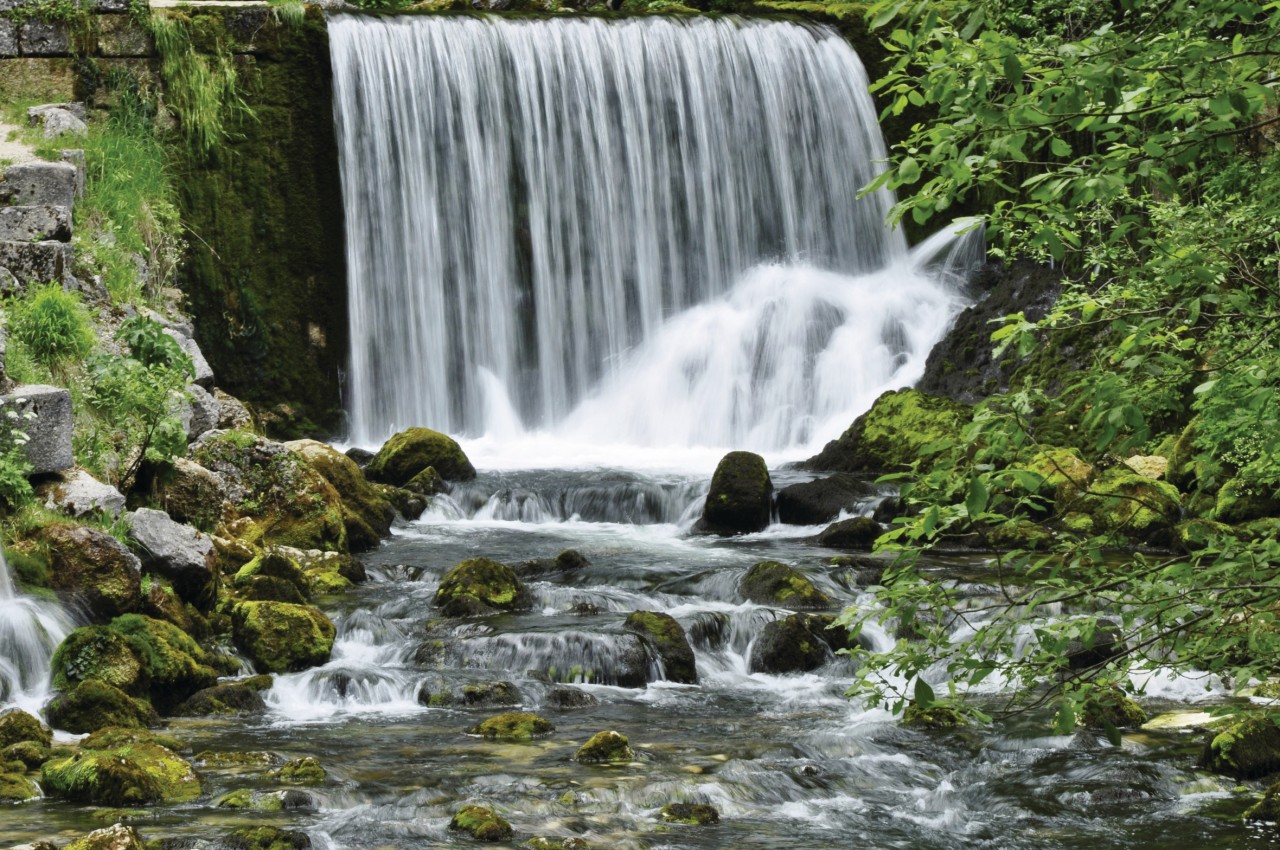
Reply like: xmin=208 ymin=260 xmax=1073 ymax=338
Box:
xmin=0 ymin=550 xmax=71 ymax=713
xmin=331 ymin=15 xmax=972 ymax=452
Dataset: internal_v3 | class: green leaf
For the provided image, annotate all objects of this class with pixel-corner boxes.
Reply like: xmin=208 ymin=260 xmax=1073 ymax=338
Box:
xmin=1053 ymin=701 xmax=1077 ymax=734
xmin=1102 ymin=721 xmax=1122 ymax=748
xmin=914 ymin=677 xmax=936 ymax=708
xmin=1050 ymin=137 xmax=1072 ymax=157
xmin=898 ymin=156 xmax=922 ymax=184
xmin=1002 ymin=53 xmax=1023 ymax=85
xmin=966 ymin=475 xmax=989 ymax=518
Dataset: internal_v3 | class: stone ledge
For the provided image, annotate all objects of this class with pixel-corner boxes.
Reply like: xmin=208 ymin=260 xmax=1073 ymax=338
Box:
xmin=0 ymin=205 xmax=73 ymax=242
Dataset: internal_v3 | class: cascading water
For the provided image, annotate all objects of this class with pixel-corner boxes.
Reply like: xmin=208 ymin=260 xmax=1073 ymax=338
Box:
xmin=331 ymin=15 xmax=968 ymax=450
xmin=0 ymin=550 xmax=71 ymax=713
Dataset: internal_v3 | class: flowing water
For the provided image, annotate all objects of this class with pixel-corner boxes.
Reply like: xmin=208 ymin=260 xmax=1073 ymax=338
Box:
xmin=0 ymin=550 xmax=72 ymax=716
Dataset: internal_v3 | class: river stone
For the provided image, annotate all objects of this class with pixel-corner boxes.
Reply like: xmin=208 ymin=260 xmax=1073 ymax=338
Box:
xmin=435 ymin=557 xmax=531 ymax=613
xmin=60 ymin=823 xmax=146 ymax=850
xmin=1202 ymin=717 xmax=1280 ymax=779
xmin=42 ymin=523 xmax=141 ymax=622
xmin=466 ymin=712 xmax=554 ymax=741
xmin=699 ymin=450 xmax=772 ymax=535
xmin=575 ymin=730 xmax=633 ymax=763
xmin=449 ymin=805 xmax=513 ymax=841
xmin=286 ymin=439 xmax=395 ymax=552
xmin=126 ymin=508 xmax=217 ymax=609
xmin=748 ymin=613 xmax=836 ymax=675
xmin=39 ymin=468 xmax=126 ymax=518
xmin=3 ymin=384 xmax=72 ymax=474
xmin=624 ymin=611 xmax=697 ymax=684
xmin=816 ymin=516 xmax=882 ymax=549
xmin=738 ymin=561 xmax=832 ymax=609
xmin=44 ymin=678 xmax=157 ymax=733
xmin=0 ymin=205 xmax=72 ymax=242
xmin=367 ymin=426 xmax=476 ymax=484
xmin=660 ymin=803 xmax=720 ymax=825
xmin=546 ymin=686 xmax=599 ymax=709
xmin=1 ymin=161 xmax=77 ymax=207
xmin=776 ymin=474 xmax=877 ymax=525
xmin=231 ymin=601 xmax=335 ymax=674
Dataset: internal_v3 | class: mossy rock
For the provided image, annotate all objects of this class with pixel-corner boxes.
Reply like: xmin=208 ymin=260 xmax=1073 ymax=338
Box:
xmin=0 ymin=771 xmax=39 ymax=802
xmin=1245 ymin=780 xmax=1280 ymax=822
xmin=64 ymin=824 xmax=146 ymax=850
xmin=221 ymin=826 xmax=313 ymax=850
xmin=816 ymin=516 xmax=882 ymax=550
xmin=193 ymin=750 xmax=280 ymax=770
xmin=0 ymin=708 xmax=52 ymax=749
xmin=903 ymin=701 xmax=968 ymax=730
xmin=286 ymin=439 xmax=396 ymax=552
xmin=367 ymin=427 xmax=476 ymax=486
xmin=237 ymin=574 xmax=308 ymax=604
xmin=175 ymin=679 xmax=269 ymax=717
xmin=623 ymin=611 xmax=698 ymax=684
xmin=41 ymin=747 xmax=166 ymax=806
xmin=1025 ymin=447 xmax=1094 ymax=506
xmin=1175 ymin=518 xmax=1235 ymax=552
xmin=659 ymin=802 xmax=720 ymax=825
xmin=217 ymin=787 xmax=281 ymax=810
xmin=1202 ymin=717 xmax=1280 ymax=779
xmin=698 ymin=451 xmax=772 ymax=535
xmin=575 ymin=730 xmax=634 ymax=764
xmin=466 ymin=712 xmax=554 ymax=741
xmin=1081 ymin=688 xmax=1147 ymax=730
xmin=989 ymin=519 xmax=1055 ymax=551
xmin=525 ymin=839 xmax=590 ymax=850
xmin=45 ymin=679 xmax=157 ymax=734
xmin=231 ymin=601 xmax=335 ymax=673
xmin=41 ymin=523 xmax=142 ymax=623
xmin=804 ymin=388 xmax=971 ymax=473
xmin=372 ymin=482 xmax=427 ymax=521
xmin=1213 ymin=477 xmax=1280 ymax=525
xmin=435 ymin=557 xmax=531 ymax=612
xmin=449 ymin=804 xmax=513 ymax=841
xmin=748 ymin=613 xmax=836 ymax=674
xmin=404 ymin=466 xmax=446 ymax=496
xmin=268 ymin=756 xmax=326 ymax=785
xmin=738 ymin=561 xmax=832 ymax=610
xmin=1081 ymin=468 xmax=1182 ymax=540
xmin=461 ymin=681 xmax=521 ymax=707
xmin=3 ymin=740 xmax=51 ymax=769
xmin=234 ymin=552 xmax=310 ymax=598
xmin=51 ymin=626 xmax=147 ymax=696
xmin=108 ymin=614 xmax=220 ymax=712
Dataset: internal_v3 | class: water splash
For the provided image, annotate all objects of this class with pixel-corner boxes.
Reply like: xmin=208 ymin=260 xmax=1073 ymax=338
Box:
xmin=0 ymin=550 xmax=72 ymax=714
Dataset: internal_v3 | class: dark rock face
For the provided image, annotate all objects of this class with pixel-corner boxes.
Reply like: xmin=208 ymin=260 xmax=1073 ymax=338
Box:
xmin=917 ymin=261 xmax=1063 ymax=404
xmin=699 ymin=451 xmax=773 ymax=535
xmin=624 ymin=611 xmax=698 ymax=684
xmin=738 ymin=561 xmax=832 ymax=610
xmin=749 ymin=613 xmax=839 ymax=675
xmin=776 ymin=474 xmax=877 ymax=525
xmin=816 ymin=516 xmax=883 ymax=550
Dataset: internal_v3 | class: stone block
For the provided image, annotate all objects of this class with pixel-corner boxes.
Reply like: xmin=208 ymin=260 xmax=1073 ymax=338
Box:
xmin=0 ymin=240 xmax=72 ymax=287
xmin=35 ymin=107 xmax=87 ymax=139
xmin=96 ymin=14 xmax=152 ymax=57
xmin=18 ymin=19 xmax=70 ymax=56
xmin=0 ymin=20 xmax=17 ymax=58
xmin=28 ymin=102 xmax=86 ymax=123
xmin=59 ymin=149 xmax=85 ymax=199
xmin=2 ymin=384 xmax=73 ymax=475
xmin=0 ymin=206 xmax=72 ymax=242
xmin=1 ymin=161 xmax=78 ymax=207
xmin=165 ymin=329 xmax=215 ymax=388
xmin=39 ymin=468 xmax=127 ymax=518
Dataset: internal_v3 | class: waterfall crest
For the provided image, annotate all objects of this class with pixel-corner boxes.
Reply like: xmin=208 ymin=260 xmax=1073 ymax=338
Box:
xmin=332 ymin=14 xmax=951 ymax=450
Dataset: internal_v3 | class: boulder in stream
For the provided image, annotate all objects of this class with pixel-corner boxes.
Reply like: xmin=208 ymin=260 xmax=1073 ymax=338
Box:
xmin=738 ymin=561 xmax=832 ymax=609
xmin=623 ymin=611 xmax=698 ymax=684
xmin=749 ymin=613 xmax=846 ymax=675
xmin=1201 ymin=717 xmax=1280 ymax=779
xmin=466 ymin=712 xmax=554 ymax=741
xmin=776 ymin=474 xmax=876 ymax=525
xmin=803 ymin=388 xmax=970 ymax=473
xmin=449 ymin=804 xmax=513 ymax=841
xmin=816 ymin=516 xmax=882 ymax=549
xmin=45 ymin=679 xmax=157 ymax=733
xmin=698 ymin=450 xmax=772 ymax=535
xmin=659 ymin=802 xmax=720 ymax=825
xmin=0 ymin=709 xmax=51 ymax=749
xmin=231 ymin=601 xmax=335 ymax=674
xmin=286 ymin=439 xmax=396 ymax=551
xmin=435 ymin=557 xmax=532 ymax=614
xmin=367 ymin=426 xmax=476 ymax=485
xmin=575 ymin=730 xmax=634 ymax=764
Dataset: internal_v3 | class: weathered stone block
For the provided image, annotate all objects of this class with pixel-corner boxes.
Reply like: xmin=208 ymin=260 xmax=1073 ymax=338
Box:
xmin=2 ymin=385 xmax=73 ymax=475
xmin=0 ymin=240 xmax=72 ymax=287
xmin=39 ymin=468 xmax=127 ymax=518
xmin=96 ymin=14 xmax=152 ymax=57
xmin=0 ymin=206 xmax=72 ymax=243
xmin=0 ymin=20 xmax=17 ymax=58
xmin=1 ymin=161 xmax=78 ymax=207
xmin=18 ymin=20 xmax=69 ymax=56
xmin=165 ymin=330 xmax=215 ymax=388
xmin=93 ymin=0 xmax=133 ymax=11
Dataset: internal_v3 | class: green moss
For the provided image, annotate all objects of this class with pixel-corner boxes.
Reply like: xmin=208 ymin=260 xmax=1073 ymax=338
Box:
xmin=989 ymin=519 xmax=1055 ymax=551
xmin=223 ymin=827 xmax=313 ymax=850
xmin=41 ymin=749 xmax=162 ymax=806
xmin=216 ymin=787 xmax=286 ymax=810
xmin=51 ymin=626 xmax=146 ymax=694
xmin=1082 ymin=468 xmax=1182 ymax=539
xmin=234 ymin=552 xmax=309 ymax=597
xmin=3 ymin=740 xmax=51 ymax=769
xmin=738 ymin=561 xmax=832 ymax=609
xmin=574 ymin=730 xmax=634 ymax=764
xmin=1245 ymin=780 xmax=1280 ymax=823
xmin=367 ymin=427 xmax=477 ymax=485
xmin=0 ymin=709 xmax=52 ymax=749
xmin=268 ymin=756 xmax=326 ymax=785
xmin=659 ymin=803 xmax=720 ymax=825
xmin=1081 ymin=688 xmax=1147 ymax=730
xmin=1213 ymin=476 xmax=1280 ymax=524
xmin=623 ymin=611 xmax=697 ymax=683
xmin=231 ymin=601 xmax=335 ymax=673
xmin=45 ymin=679 xmax=156 ymax=734
xmin=435 ymin=557 xmax=529 ymax=611
xmin=806 ymin=389 xmax=971 ymax=473
xmin=1203 ymin=718 xmax=1280 ymax=779
xmin=287 ymin=439 xmax=395 ymax=550
xmin=0 ymin=772 xmax=39 ymax=802
xmin=108 ymin=614 xmax=219 ymax=711
xmin=903 ymin=701 xmax=968 ymax=729
xmin=449 ymin=804 xmax=514 ymax=841
xmin=467 ymin=712 xmax=554 ymax=741
xmin=701 ymin=450 xmax=772 ymax=534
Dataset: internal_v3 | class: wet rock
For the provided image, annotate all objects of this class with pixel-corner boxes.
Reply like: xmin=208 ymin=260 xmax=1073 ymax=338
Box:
xmin=42 ymin=523 xmax=141 ymax=622
xmin=62 ymin=824 xmax=145 ymax=850
xmin=45 ymin=679 xmax=157 ymax=733
xmin=372 ymin=482 xmax=427 ymax=521
xmin=403 ymin=465 xmax=446 ymax=496
xmin=233 ymin=551 xmax=310 ymax=600
xmin=103 ymin=614 xmax=221 ymax=712
xmin=659 ymin=803 xmax=720 ymax=825
xmin=3 ymin=384 xmax=72 ymax=474
xmin=38 ymin=468 xmax=126 ymax=519
xmin=525 ymin=839 xmax=590 ymax=850
xmin=3 ymin=739 xmax=49 ymax=770
xmin=222 ymin=827 xmax=312 ymax=850
xmin=435 ymin=557 xmax=532 ymax=613
xmin=268 ymin=756 xmax=326 ymax=785
xmin=1202 ymin=717 xmax=1280 ymax=779
xmin=286 ymin=439 xmax=395 ymax=552
xmin=698 ymin=450 xmax=772 ymax=535
xmin=0 ymin=709 xmax=51 ymax=748
xmin=238 ymin=575 xmax=307 ymax=605
xmin=511 ymin=549 xmax=590 ymax=579
xmin=467 ymin=712 xmax=554 ymax=741
xmin=816 ymin=516 xmax=882 ymax=549
xmin=176 ymin=679 xmax=270 ymax=717
xmin=367 ymin=426 xmax=476 ymax=485
xmin=42 ymin=730 xmax=200 ymax=805
xmin=462 ymin=680 xmax=522 ymax=707
xmin=126 ymin=508 xmax=217 ymax=609
xmin=1245 ymin=780 xmax=1280 ymax=822
xmin=748 ymin=613 xmax=837 ymax=675
xmin=51 ymin=625 xmax=147 ymax=695
xmin=1065 ymin=620 xmax=1122 ymax=671
xmin=449 ymin=804 xmax=513 ymax=841
xmin=546 ymin=686 xmax=598 ymax=709
xmin=903 ymin=701 xmax=968 ymax=729
xmin=776 ymin=474 xmax=877 ymax=525
xmin=804 ymin=388 xmax=970 ymax=473
xmin=1080 ymin=468 xmax=1182 ymax=540
xmin=575 ymin=730 xmax=633 ymax=764
xmin=0 ymin=771 xmax=39 ymax=802
xmin=1214 ymin=476 xmax=1280 ymax=524
xmin=623 ymin=611 xmax=697 ymax=684
xmin=345 ymin=447 xmax=374 ymax=467
xmin=738 ymin=561 xmax=832 ymax=609
xmin=231 ymin=602 xmax=335 ymax=673
xmin=1081 ymin=687 xmax=1147 ymax=730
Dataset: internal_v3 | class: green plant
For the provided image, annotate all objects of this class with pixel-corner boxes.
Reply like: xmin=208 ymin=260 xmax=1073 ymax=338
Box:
xmin=115 ymin=316 xmax=193 ymax=372
xmin=0 ymin=399 xmax=36 ymax=512
xmin=267 ymin=0 xmax=306 ymax=29
xmin=7 ymin=283 xmax=97 ymax=370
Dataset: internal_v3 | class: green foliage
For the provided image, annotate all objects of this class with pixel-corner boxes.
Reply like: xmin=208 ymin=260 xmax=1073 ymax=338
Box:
xmin=115 ymin=316 xmax=192 ymax=372
xmin=0 ymin=401 xmax=36 ymax=512
xmin=267 ymin=0 xmax=306 ymax=28
xmin=6 ymin=283 xmax=96 ymax=370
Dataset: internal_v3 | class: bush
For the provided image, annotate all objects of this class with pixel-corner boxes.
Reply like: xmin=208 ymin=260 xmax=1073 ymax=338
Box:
xmin=7 ymin=284 xmax=96 ymax=369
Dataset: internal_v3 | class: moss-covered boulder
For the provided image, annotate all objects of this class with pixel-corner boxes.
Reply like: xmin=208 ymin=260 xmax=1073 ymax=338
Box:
xmin=738 ymin=561 xmax=832 ymax=609
xmin=575 ymin=730 xmax=634 ymax=764
xmin=1024 ymin=447 xmax=1094 ymax=507
xmin=51 ymin=626 xmax=147 ymax=696
xmin=624 ymin=611 xmax=697 ymax=684
xmin=286 ymin=439 xmax=396 ymax=551
xmin=233 ymin=552 xmax=310 ymax=599
xmin=1245 ymin=780 xmax=1280 ymax=823
xmin=1202 ymin=717 xmax=1280 ymax=779
xmin=190 ymin=431 xmax=348 ymax=553
xmin=1080 ymin=468 xmax=1182 ymax=540
xmin=1175 ymin=518 xmax=1236 ymax=552
xmin=368 ymin=427 xmax=476 ymax=485
xmin=816 ymin=516 xmax=882 ymax=550
xmin=372 ymin=482 xmax=428 ymax=521
xmin=41 ymin=729 xmax=200 ymax=805
xmin=659 ymin=803 xmax=720 ymax=825
xmin=3 ymin=739 xmax=51 ymax=769
xmin=699 ymin=451 xmax=773 ymax=535
xmin=175 ymin=676 xmax=272 ymax=717
xmin=231 ymin=601 xmax=335 ymax=673
xmin=64 ymin=824 xmax=145 ymax=850
xmin=41 ymin=523 xmax=142 ymax=622
xmin=804 ymin=388 xmax=971 ymax=473
xmin=107 ymin=614 xmax=220 ymax=712
xmin=449 ymin=804 xmax=513 ymax=841
xmin=1213 ymin=477 xmax=1280 ymax=524
xmin=157 ymin=457 xmax=228 ymax=528
xmin=435 ymin=557 xmax=531 ymax=614
xmin=0 ymin=771 xmax=39 ymax=802
xmin=989 ymin=519 xmax=1055 ymax=551
xmin=0 ymin=708 xmax=52 ymax=749
xmin=77 ymin=728 xmax=201 ymax=802
xmin=1081 ymin=688 xmax=1147 ymax=730
xmin=461 ymin=681 xmax=522 ymax=707
xmin=268 ymin=756 xmax=326 ymax=785
xmin=748 ymin=613 xmax=837 ymax=675
xmin=525 ymin=838 xmax=590 ymax=850
xmin=466 ymin=712 xmax=554 ymax=741
xmin=221 ymin=826 xmax=313 ymax=850
xmin=903 ymin=701 xmax=968 ymax=729
xmin=404 ymin=466 xmax=446 ymax=496
xmin=45 ymin=679 xmax=157 ymax=733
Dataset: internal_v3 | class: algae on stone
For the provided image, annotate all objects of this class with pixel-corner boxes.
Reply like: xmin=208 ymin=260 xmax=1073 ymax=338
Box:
xmin=804 ymin=388 xmax=971 ymax=473
xmin=435 ymin=557 xmax=531 ymax=613
xmin=466 ymin=712 xmax=554 ymax=741
xmin=575 ymin=730 xmax=634 ymax=764
xmin=738 ymin=561 xmax=832 ymax=609
xmin=623 ymin=611 xmax=698 ymax=684
xmin=368 ymin=427 xmax=476 ymax=485
xmin=449 ymin=804 xmax=513 ymax=841
xmin=231 ymin=601 xmax=335 ymax=673
xmin=659 ymin=802 xmax=720 ymax=825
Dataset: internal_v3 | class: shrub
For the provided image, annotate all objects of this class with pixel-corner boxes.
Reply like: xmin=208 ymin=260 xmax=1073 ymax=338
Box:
xmin=7 ymin=284 xmax=96 ymax=369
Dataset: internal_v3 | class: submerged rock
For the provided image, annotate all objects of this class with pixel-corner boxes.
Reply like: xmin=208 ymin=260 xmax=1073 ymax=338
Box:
xmin=367 ymin=427 xmax=476 ymax=485
xmin=221 ymin=827 xmax=312 ymax=850
xmin=623 ymin=611 xmax=697 ymax=684
xmin=776 ymin=474 xmax=876 ymax=525
xmin=1081 ymin=687 xmax=1147 ymax=730
xmin=738 ymin=561 xmax=832 ymax=609
xmin=435 ymin=557 xmax=532 ymax=613
xmin=546 ymin=686 xmax=598 ymax=710
xmin=449 ymin=804 xmax=513 ymax=841
xmin=462 ymin=681 xmax=522 ymax=707
xmin=467 ymin=712 xmax=554 ymax=741
xmin=903 ymin=701 xmax=967 ymax=729
xmin=659 ymin=802 xmax=720 ymax=825
xmin=804 ymin=388 xmax=970 ymax=473
xmin=698 ymin=450 xmax=772 ymax=535
xmin=268 ymin=756 xmax=327 ymax=785
xmin=575 ymin=730 xmax=634 ymax=764
xmin=231 ymin=601 xmax=335 ymax=674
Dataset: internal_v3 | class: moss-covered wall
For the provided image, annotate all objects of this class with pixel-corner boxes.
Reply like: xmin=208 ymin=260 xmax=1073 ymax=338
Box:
xmin=170 ymin=7 xmax=347 ymax=436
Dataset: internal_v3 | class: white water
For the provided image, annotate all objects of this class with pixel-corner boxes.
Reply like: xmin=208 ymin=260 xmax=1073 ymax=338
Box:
xmin=331 ymin=15 xmax=976 ymax=455
xmin=0 ymin=551 xmax=72 ymax=714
